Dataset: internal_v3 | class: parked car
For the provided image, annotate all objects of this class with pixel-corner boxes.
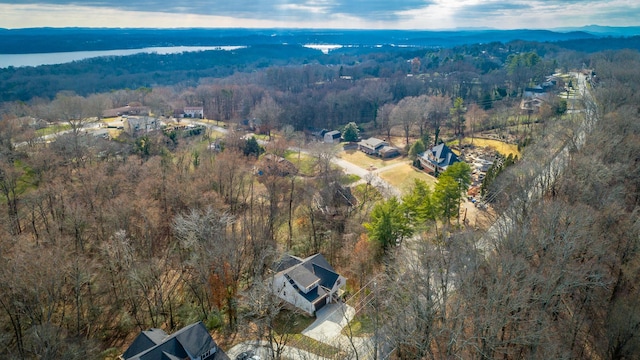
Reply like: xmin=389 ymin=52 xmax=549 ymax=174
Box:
xmin=236 ymin=350 xmax=261 ymax=360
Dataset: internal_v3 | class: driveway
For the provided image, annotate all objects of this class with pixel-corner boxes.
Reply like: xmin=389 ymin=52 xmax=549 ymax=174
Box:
xmin=302 ymin=303 xmax=374 ymax=359
xmin=302 ymin=302 xmax=355 ymax=343
xmin=227 ymin=340 xmax=331 ymax=360
xmin=331 ymin=158 xmax=401 ymax=198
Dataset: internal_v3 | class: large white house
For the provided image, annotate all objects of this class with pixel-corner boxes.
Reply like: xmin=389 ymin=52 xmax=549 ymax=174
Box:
xmin=270 ymin=254 xmax=346 ymax=316
xmin=184 ymin=106 xmax=204 ymax=118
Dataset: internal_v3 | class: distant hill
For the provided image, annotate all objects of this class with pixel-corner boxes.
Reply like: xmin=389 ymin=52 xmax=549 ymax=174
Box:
xmin=0 ymin=27 xmax=600 ymax=54
xmin=552 ymin=25 xmax=640 ymax=37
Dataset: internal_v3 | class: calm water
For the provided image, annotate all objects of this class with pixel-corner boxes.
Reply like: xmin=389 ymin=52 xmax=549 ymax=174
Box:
xmin=0 ymin=46 xmax=246 ymax=68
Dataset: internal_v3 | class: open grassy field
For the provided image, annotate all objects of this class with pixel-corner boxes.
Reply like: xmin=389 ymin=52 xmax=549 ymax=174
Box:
xmin=378 ymin=163 xmax=438 ymax=194
xmin=460 ymin=137 xmax=520 ymax=157
xmin=284 ymin=151 xmax=317 ymax=177
xmin=35 ymin=123 xmax=72 ymax=137
xmin=337 ymin=150 xmax=405 ymax=170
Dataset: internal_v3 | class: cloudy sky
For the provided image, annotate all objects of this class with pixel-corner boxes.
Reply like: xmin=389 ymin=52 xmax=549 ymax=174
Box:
xmin=1 ymin=0 xmax=639 ymax=29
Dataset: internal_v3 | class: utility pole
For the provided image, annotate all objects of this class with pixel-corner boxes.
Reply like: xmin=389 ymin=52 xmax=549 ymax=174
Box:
xmin=373 ymin=280 xmax=379 ymax=360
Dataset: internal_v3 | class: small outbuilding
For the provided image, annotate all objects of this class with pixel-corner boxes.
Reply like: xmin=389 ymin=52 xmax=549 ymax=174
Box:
xmin=379 ymin=146 xmax=400 ymax=158
xmin=324 ymin=130 xmax=341 ymax=143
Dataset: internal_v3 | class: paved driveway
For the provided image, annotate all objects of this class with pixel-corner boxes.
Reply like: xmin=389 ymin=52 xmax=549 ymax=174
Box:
xmin=302 ymin=302 xmax=374 ymax=359
xmin=302 ymin=302 xmax=355 ymax=343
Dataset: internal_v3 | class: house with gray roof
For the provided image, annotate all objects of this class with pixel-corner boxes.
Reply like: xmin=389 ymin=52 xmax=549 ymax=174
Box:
xmin=418 ymin=143 xmax=460 ymax=175
xmin=358 ymin=137 xmax=388 ymax=155
xmin=271 ymin=253 xmax=346 ymax=316
xmin=120 ymin=321 xmax=229 ymax=360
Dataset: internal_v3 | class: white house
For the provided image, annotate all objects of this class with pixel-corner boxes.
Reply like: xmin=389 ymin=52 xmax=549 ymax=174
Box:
xmin=123 ymin=116 xmax=161 ymax=137
xmin=184 ymin=106 xmax=204 ymax=119
xmin=323 ymin=130 xmax=341 ymax=143
xmin=270 ymin=254 xmax=346 ymax=316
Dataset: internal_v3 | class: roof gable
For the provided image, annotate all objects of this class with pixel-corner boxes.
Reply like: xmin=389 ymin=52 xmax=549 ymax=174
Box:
xmin=420 ymin=143 xmax=459 ymax=169
xmin=359 ymin=137 xmax=387 ymax=149
xmin=273 ymin=254 xmax=302 ymax=273
xmin=123 ymin=322 xmax=225 ymax=360
xmin=286 ymin=265 xmax=320 ymax=291
xmin=122 ymin=328 xmax=168 ymax=359
xmin=277 ymin=253 xmax=341 ymax=293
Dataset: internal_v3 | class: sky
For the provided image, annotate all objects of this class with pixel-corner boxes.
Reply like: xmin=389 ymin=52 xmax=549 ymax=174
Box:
xmin=1 ymin=0 xmax=639 ymax=30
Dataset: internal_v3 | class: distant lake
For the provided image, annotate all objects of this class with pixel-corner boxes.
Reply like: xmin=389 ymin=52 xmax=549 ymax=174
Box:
xmin=0 ymin=46 xmax=246 ymax=68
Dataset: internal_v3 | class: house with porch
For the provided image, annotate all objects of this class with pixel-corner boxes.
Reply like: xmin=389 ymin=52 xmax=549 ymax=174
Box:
xmin=418 ymin=143 xmax=460 ymax=174
xmin=270 ymin=254 xmax=346 ymax=316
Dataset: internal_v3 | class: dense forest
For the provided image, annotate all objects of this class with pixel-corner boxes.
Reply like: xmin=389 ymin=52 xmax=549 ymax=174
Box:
xmin=0 ymin=31 xmax=638 ymax=360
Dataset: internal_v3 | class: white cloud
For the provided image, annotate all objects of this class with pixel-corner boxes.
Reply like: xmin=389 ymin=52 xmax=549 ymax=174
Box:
xmin=0 ymin=0 xmax=639 ymax=29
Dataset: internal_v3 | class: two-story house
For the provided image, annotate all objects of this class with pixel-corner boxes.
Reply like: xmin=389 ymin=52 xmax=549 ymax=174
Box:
xmin=270 ymin=254 xmax=346 ymax=316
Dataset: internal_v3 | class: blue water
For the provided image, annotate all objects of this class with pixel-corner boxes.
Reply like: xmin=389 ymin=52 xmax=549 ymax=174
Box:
xmin=0 ymin=45 xmax=246 ymax=68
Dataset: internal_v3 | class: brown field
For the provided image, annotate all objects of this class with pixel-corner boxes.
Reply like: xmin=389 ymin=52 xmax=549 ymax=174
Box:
xmin=337 ymin=150 xmax=405 ymax=170
xmin=462 ymin=137 xmax=520 ymax=157
xmin=378 ymin=163 xmax=438 ymax=194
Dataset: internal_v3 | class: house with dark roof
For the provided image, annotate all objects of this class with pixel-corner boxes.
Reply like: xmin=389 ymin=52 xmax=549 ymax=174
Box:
xmin=418 ymin=143 xmax=460 ymax=175
xmin=270 ymin=254 xmax=346 ymax=316
xmin=323 ymin=130 xmax=341 ymax=143
xmin=120 ymin=321 xmax=229 ymax=360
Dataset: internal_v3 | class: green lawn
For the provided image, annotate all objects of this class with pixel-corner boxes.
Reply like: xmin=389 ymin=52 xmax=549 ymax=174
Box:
xmin=342 ymin=314 xmax=375 ymax=337
xmin=35 ymin=123 xmax=72 ymax=137
xmin=449 ymin=137 xmax=520 ymax=157
xmin=272 ymin=311 xmax=343 ymax=358
xmin=337 ymin=150 xmax=405 ymax=170
xmin=284 ymin=151 xmax=317 ymax=177
xmin=378 ymin=163 xmax=438 ymax=194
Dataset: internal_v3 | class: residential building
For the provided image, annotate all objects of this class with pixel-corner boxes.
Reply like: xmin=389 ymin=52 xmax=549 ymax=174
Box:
xmin=184 ymin=106 xmax=204 ymax=119
xmin=323 ymin=130 xmax=341 ymax=143
xmin=270 ymin=254 xmax=346 ymax=316
xmin=123 ymin=116 xmax=161 ymax=137
xmin=418 ymin=143 xmax=460 ymax=174
xmin=358 ymin=137 xmax=387 ymax=155
xmin=378 ymin=146 xmax=400 ymax=158
xmin=120 ymin=321 xmax=229 ymax=360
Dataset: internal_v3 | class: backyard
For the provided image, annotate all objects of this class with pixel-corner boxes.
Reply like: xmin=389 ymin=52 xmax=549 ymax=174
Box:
xmin=378 ymin=163 xmax=438 ymax=194
xmin=336 ymin=150 xmax=405 ymax=171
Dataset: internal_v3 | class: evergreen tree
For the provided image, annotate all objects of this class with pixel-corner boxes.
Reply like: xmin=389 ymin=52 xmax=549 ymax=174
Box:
xmin=342 ymin=122 xmax=360 ymax=142
xmin=364 ymin=197 xmax=413 ymax=255
xmin=243 ymin=136 xmax=264 ymax=157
